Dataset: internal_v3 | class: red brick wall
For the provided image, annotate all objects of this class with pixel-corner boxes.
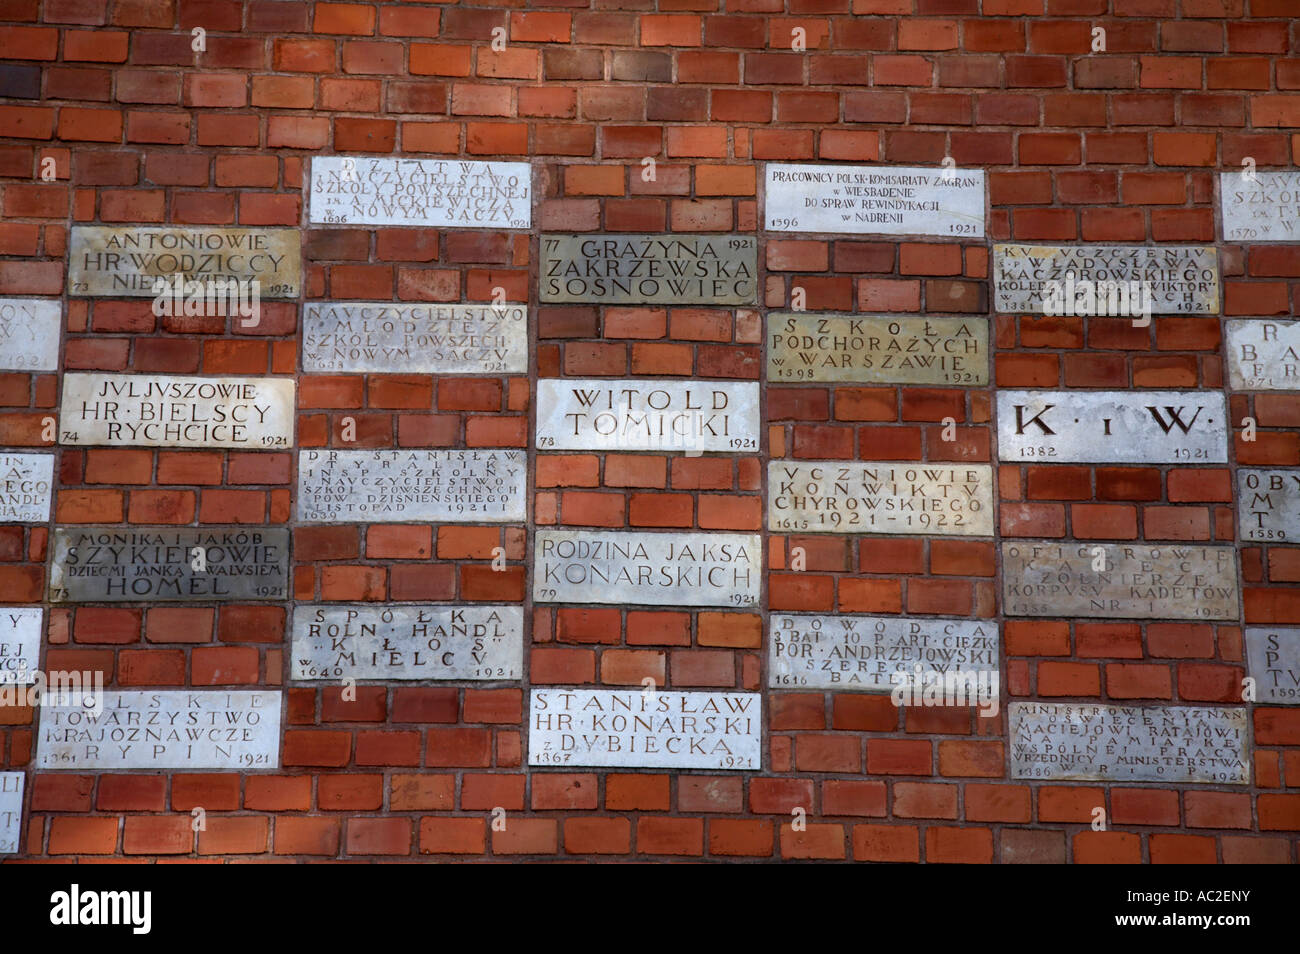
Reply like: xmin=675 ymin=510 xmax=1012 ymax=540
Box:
xmin=1 ymin=0 xmax=1298 ymax=863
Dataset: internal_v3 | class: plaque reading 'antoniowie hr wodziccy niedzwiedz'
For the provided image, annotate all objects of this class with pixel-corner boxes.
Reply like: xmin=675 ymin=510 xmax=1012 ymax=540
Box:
xmin=1225 ymin=319 xmax=1300 ymax=391
xmin=0 ymin=298 xmax=59 ymax=371
xmin=539 ymin=234 xmax=757 ymax=304
xmin=0 ymin=773 xmax=21 ymax=854
xmin=0 ymin=453 xmax=52 ymax=522
xmin=1220 ymin=171 xmax=1300 ymax=242
xmin=0 ymin=608 xmax=41 ymax=684
xmin=1245 ymin=628 xmax=1300 ymax=705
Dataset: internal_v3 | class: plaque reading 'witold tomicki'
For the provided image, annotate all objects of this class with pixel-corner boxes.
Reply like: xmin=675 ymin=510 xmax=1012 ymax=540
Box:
xmin=292 ymin=605 xmax=523 ymax=681
xmin=309 ymin=157 xmax=531 ymax=229
xmin=49 ymin=527 xmax=289 ymax=602
xmin=1010 ymin=702 xmax=1249 ymax=784
xmin=1220 ymin=171 xmax=1300 ymax=242
xmin=59 ymin=373 xmax=294 ymax=449
xmin=769 ymin=461 xmax=994 ymax=536
xmin=1002 ymin=542 xmax=1238 ymax=620
xmin=0 ymin=453 xmax=52 ymax=522
xmin=529 ymin=688 xmax=761 ymax=770
xmin=992 ymin=244 xmax=1220 ymax=314
xmin=997 ymin=390 xmax=1227 ymax=464
xmin=68 ymin=227 xmax=301 ymax=297
xmin=297 ymin=450 xmax=526 ymax=523
xmin=540 ymin=234 xmax=757 ymax=304
xmin=1239 ymin=470 xmax=1300 ymax=541
xmin=764 ymin=164 xmax=985 ymax=238
xmin=0 ymin=773 xmax=21 ymax=854
xmin=767 ymin=314 xmax=988 ymax=385
xmin=302 ymin=302 xmax=528 ymax=374
xmin=536 ymin=380 xmax=760 ymax=453
xmin=0 ymin=608 xmax=40 ymax=684
xmin=0 ymin=298 xmax=59 ymax=371
xmin=534 ymin=531 xmax=760 ymax=607
xmin=769 ymin=614 xmax=999 ymax=692
xmin=37 ymin=691 xmax=282 ymax=770
xmin=1245 ymin=628 xmax=1300 ymax=705
xmin=1225 ymin=319 xmax=1300 ymax=390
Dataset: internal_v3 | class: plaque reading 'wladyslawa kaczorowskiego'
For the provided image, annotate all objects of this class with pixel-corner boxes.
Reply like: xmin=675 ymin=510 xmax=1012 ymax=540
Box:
xmin=1245 ymin=628 xmax=1300 ymax=705
xmin=539 ymin=234 xmax=757 ymax=305
xmin=1225 ymin=319 xmax=1300 ymax=391
xmin=1220 ymin=170 xmax=1300 ymax=242
xmin=0 ymin=298 xmax=60 ymax=371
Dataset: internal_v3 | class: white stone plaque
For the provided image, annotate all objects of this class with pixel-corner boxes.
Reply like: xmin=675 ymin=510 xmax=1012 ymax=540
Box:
xmin=36 ymin=690 xmax=282 ymax=770
xmin=0 ymin=298 xmax=59 ymax=371
xmin=997 ymin=390 xmax=1228 ymax=464
xmin=769 ymin=461 xmax=994 ymax=536
xmin=529 ymin=688 xmax=761 ymax=770
xmin=310 ymin=157 xmax=531 ymax=229
xmin=302 ymin=302 xmax=528 ymax=374
xmin=534 ymin=530 xmax=761 ymax=608
xmin=0 ymin=773 xmax=21 ymax=854
xmin=536 ymin=379 xmax=760 ymax=454
xmin=992 ymin=244 xmax=1220 ymax=314
xmin=1010 ymin=702 xmax=1249 ymax=784
xmin=540 ymin=234 xmax=758 ymax=305
xmin=292 ymin=604 xmax=523 ymax=681
xmin=1239 ymin=469 xmax=1300 ymax=542
xmin=0 ymin=608 xmax=41 ymax=685
xmin=1245 ymin=628 xmax=1300 ymax=705
xmin=1225 ymin=319 xmax=1300 ymax=391
xmin=59 ymin=373 xmax=294 ymax=449
xmin=0 ymin=452 xmax=52 ymax=522
xmin=1002 ymin=541 xmax=1238 ymax=620
xmin=764 ymin=164 xmax=985 ymax=238
xmin=1220 ymin=170 xmax=1300 ymax=242
xmin=297 ymin=449 xmax=526 ymax=523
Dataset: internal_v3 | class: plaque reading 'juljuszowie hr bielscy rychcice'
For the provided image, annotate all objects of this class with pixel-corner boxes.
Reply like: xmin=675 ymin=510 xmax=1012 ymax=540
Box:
xmin=539 ymin=234 xmax=758 ymax=304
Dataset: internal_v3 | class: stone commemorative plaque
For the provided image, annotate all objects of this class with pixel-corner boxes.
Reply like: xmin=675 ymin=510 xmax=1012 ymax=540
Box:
xmin=292 ymin=604 xmax=523 ymax=681
xmin=1010 ymin=702 xmax=1249 ymax=785
xmin=767 ymin=314 xmax=988 ymax=386
xmin=997 ymin=390 xmax=1228 ymax=464
xmin=1002 ymin=541 xmax=1238 ymax=620
xmin=529 ymin=688 xmax=761 ymax=770
xmin=309 ymin=157 xmax=531 ymax=229
xmin=0 ymin=452 xmax=53 ymax=522
xmin=0 ymin=298 xmax=59 ymax=371
xmin=0 ymin=773 xmax=21 ymax=854
xmin=36 ymin=690 xmax=282 ymax=770
xmin=534 ymin=530 xmax=761 ymax=608
xmin=769 ymin=614 xmax=1000 ymax=692
xmin=302 ymin=302 xmax=528 ymax=374
xmin=1239 ymin=469 xmax=1300 ymax=541
xmin=48 ymin=527 xmax=290 ymax=603
xmin=59 ymin=373 xmax=294 ymax=450
xmin=297 ymin=450 xmax=526 ymax=523
xmin=1220 ymin=170 xmax=1300 ymax=242
xmin=1225 ymin=319 xmax=1300 ymax=391
xmin=1245 ymin=628 xmax=1300 ymax=705
xmin=68 ymin=227 xmax=301 ymax=298
xmin=764 ymin=164 xmax=985 ymax=238
xmin=768 ymin=461 xmax=994 ymax=536
xmin=992 ymin=244 xmax=1220 ymax=315
xmin=535 ymin=379 xmax=760 ymax=454
xmin=539 ymin=234 xmax=758 ymax=305
xmin=0 ymin=607 xmax=41 ymax=684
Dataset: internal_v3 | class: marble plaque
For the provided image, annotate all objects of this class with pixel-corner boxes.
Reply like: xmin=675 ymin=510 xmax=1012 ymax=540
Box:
xmin=1225 ymin=319 xmax=1300 ymax=391
xmin=529 ymin=688 xmax=761 ymax=770
xmin=292 ymin=604 xmax=523 ymax=681
xmin=1239 ymin=469 xmax=1300 ymax=542
xmin=534 ymin=530 xmax=761 ymax=608
xmin=0 ymin=298 xmax=59 ymax=371
xmin=992 ymin=244 xmax=1220 ymax=315
xmin=297 ymin=450 xmax=526 ymax=523
xmin=0 ymin=773 xmax=21 ymax=855
xmin=49 ymin=527 xmax=290 ymax=603
xmin=309 ymin=157 xmax=531 ymax=229
xmin=767 ymin=314 xmax=988 ymax=385
xmin=539 ymin=234 xmax=758 ymax=305
xmin=0 ymin=452 xmax=52 ymax=522
xmin=997 ymin=390 xmax=1228 ymax=464
xmin=1010 ymin=702 xmax=1249 ymax=784
xmin=1245 ymin=628 xmax=1300 ymax=705
xmin=769 ymin=461 xmax=994 ymax=536
xmin=59 ymin=373 xmax=294 ymax=449
xmin=1220 ymin=171 xmax=1300 ymax=242
xmin=1002 ymin=542 xmax=1238 ymax=620
xmin=68 ymin=226 xmax=301 ymax=298
xmin=769 ymin=614 xmax=999 ymax=692
xmin=536 ymin=379 xmax=760 ymax=453
xmin=764 ymin=164 xmax=985 ymax=238
xmin=36 ymin=690 xmax=282 ymax=770
xmin=0 ymin=607 xmax=41 ymax=684
xmin=302 ymin=302 xmax=528 ymax=374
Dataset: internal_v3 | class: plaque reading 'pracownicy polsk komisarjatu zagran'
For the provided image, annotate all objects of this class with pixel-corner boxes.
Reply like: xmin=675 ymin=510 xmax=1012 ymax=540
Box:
xmin=529 ymin=688 xmax=761 ymax=770
xmin=764 ymin=164 xmax=985 ymax=238
xmin=1220 ymin=171 xmax=1300 ymax=243
xmin=539 ymin=234 xmax=757 ymax=304
xmin=0 ymin=453 xmax=52 ymax=522
xmin=1245 ymin=628 xmax=1300 ymax=705
xmin=1225 ymin=319 xmax=1300 ymax=391
xmin=0 ymin=298 xmax=59 ymax=371
xmin=1010 ymin=702 xmax=1248 ymax=784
